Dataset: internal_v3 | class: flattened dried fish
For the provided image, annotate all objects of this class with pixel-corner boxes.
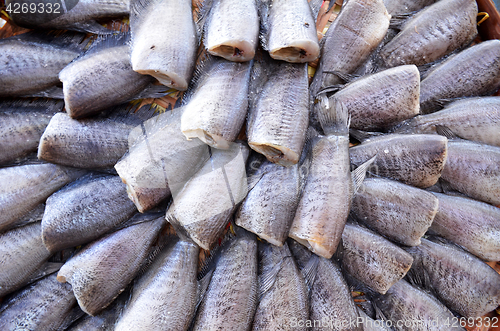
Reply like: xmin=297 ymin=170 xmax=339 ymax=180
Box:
xmin=430 ymin=193 xmax=500 ymax=261
xmin=380 ymin=0 xmax=477 ymax=67
xmin=0 ymin=162 xmax=85 ymax=232
xmin=440 ymin=140 xmax=500 ymax=206
xmin=349 ymin=133 xmax=448 ymax=188
xmin=352 ymin=178 xmax=438 ymax=246
xmin=260 ymin=0 xmax=319 ymax=63
xmin=407 ymin=238 xmax=500 ymax=318
xmin=420 ymin=40 xmax=500 ymax=114
xmin=42 ymin=174 xmax=137 ymax=252
xmin=57 ymin=217 xmax=164 ymax=316
xmin=114 ymin=239 xmax=199 ymax=331
xmin=341 ymin=223 xmax=413 ymax=294
xmin=130 ymin=0 xmax=197 ymax=90
xmin=203 ymin=0 xmax=259 ymax=62
xmin=181 ymin=57 xmax=252 ymax=149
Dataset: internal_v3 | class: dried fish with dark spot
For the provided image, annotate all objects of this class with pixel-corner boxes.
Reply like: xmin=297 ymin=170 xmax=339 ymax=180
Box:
xmin=420 ymin=40 xmax=500 ymax=114
xmin=352 ymin=178 xmax=438 ymax=246
xmin=129 ymin=0 xmax=197 ymax=91
xmin=114 ymin=239 xmax=199 ymax=331
xmin=341 ymin=223 xmax=413 ymax=294
xmin=407 ymin=238 xmax=500 ymax=318
xmin=380 ymin=0 xmax=477 ymax=68
xmin=41 ymin=174 xmax=137 ymax=252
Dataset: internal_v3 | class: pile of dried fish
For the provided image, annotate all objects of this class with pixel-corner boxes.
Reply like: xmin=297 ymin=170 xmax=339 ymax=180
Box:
xmin=1 ymin=0 xmax=500 ymax=330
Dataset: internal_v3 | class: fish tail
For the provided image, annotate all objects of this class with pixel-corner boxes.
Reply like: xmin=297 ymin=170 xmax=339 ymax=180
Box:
xmin=317 ymin=96 xmax=350 ymax=136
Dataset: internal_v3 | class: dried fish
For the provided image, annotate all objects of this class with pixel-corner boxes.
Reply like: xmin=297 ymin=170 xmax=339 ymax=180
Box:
xmin=383 ymin=0 xmax=437 ymax=15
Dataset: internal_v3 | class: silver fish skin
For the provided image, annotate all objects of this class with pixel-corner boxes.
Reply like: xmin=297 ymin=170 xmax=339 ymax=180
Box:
xmin=0 ymin=274 xmax=77 ymax=331
xmin=204 ymin=0 xmax=259 ymax=62
xmin=247 ymin=57 xmax=309 ymax=166
xmin=342 ymin=223 xmax=413 ymax=294
xmin=130 ymin=0 xmax=197 ymax=91
xmin=380 ymin=0 xmax=477 ymax=68
xmin=261 ymin=0 xmax=319 ymax=63
xmin=192 ymin=229 xmax=258 ymax=331
xmin=420 ymin=40 xmax=500 ymax=114
xmin=114 ymin=239 xmax=199 ymax=331
xmin=57 ymin=217 xmax=164 ymax=316
xmin=383 ymin=0 xmax=437 ymax=15
xmin=7 ymin=0 xmax=129 ymax=34
xmin=0 ymin=163 xmax=85 ymax=232
xmin=59 ymin=43 xmax=154 ymax=119
xmin=0 ymin=222 xmax=51 ymax=297
xmin=38 ymin=113 xmax=133 ymax=169
xmin=252 ymin=242 xmax=309 ymax=331
xmin=407 ymin=238 xmax=500 ymax=318
xmin=391 ymin=96 xmax=500 ymax=148
xmin=373 ymin=279 xmax=465 ymax=331
xmin=166 ymin=143 xmax=249 ymax=250
xmin=327 ymin=65 xmax=420 ymax=131
xmin=441 ymin=140 xmax=500 ymax=206
xmin=0 ymin=99 xmax=63 ymax=165
xmin=310 ymin=0 xmax=390 ymax=94
xmin=41 ymin=174 xmax=137 ymax=253
xmin=349 ymin=133 xmax=448 ymax=188
xmin=181 ymin=58 xmax=252 ymax=149
xmin=0 ymin=34 xmax=83 ymax=97
xmin=236 ymin=159 xmax=300 ymax=246
xmin=352 ymin=178 xmax=438 ymax=246
xmin=430 ymin=193 xmax=500 ymax=261
xmin=115 ymin=108 xmax=209 ymax=213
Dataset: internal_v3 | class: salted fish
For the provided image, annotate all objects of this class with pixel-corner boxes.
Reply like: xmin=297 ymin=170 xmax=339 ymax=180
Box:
xmin=352 ymin=178 xmax=438 ymax=246
xmin=129 ymin=0 xmax=197 ymax=91
xmin=41 ymin=174 xmax=137 ymax=252
xmin=114 ymin=239 xmax=199 ymax=331
xmin=383 ymin=0 xmax=437 ymax=15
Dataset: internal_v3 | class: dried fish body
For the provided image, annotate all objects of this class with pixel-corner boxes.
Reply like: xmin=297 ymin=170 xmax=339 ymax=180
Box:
xmin=380 ymin=0 xmax=477 ymax=68
xmin=247 ymin=58 xmax=309 ymax=166
xmin=0 ymin=99 xmax=63 ymax=165
xmin=407 ymin=239 xmax=500 ymax=318
xmin=66 ymin=299 xmax=123 ymax=331
xmin=130 ymin=0 xmax=197 ymax=91
xmin=57 ymin=217 xmax=164 ymax=316
xmin=0 ymin=274 xmax=77 ymax=331
xmin=252 ymin=242 xmax=309 ymax=331
xmin=430 ymin=193 xmax=500 ymax=261
xmin=341 ymin=223 xmax=413 ymax=294
xmin=204 ymin=0 xmax=259 ymax=62
xmin=114 ymin=239 xmax=199 ymax=331
xmin=373 ymin=279 xmax=465 ymax=330
xmin=0 ymin=222 xmax=51 ymax=297
xmin=310 ymin=0 xmax=390 ymax=93
xmin=181 ymin=58 xmax=252 ymax=149
xmin=383 ymin=0 xmax=437 ymax=15
xmin=41 ymin=174 xmax=137 ymax=252
xmin=420 ymin=40 xmax=500 ymax=114
xmin=236 ymin=160 xmax=300 ymax=246
xmin=59 ymin=38 xmax=156 ymax=119
xmin=260 ymin=0 xmax=319 ymax=63
xmin=0 ymin=32 xmax=84 ymax=97
xmin=115 ymin=108 xmax=209 ymax=213
xmin=193 ymin=229 xmax=258 ymax=331
xmin=357 ymin=308 xmax=392 ymax=331
xmin=352 ymin=178 xmax=438 ymax=246
xmin=0 ymin=163 xmax=85 ymax=232
xmin=349 ymin=133 xmax=448 ymax=188
xmin=328 ymin=65 xmax=420 ymax=131
xmin=166 ymin=143 xmax=249 ymax=250
xmin=38 ymin=113 xmax=132 ymax=169
xmin=392 ymin=97 xmax=500 ymax=148
xmin=441 ymin=140 xmax=500 ymax=206
xmin=7 ymin=0 xmax=129 ymax=34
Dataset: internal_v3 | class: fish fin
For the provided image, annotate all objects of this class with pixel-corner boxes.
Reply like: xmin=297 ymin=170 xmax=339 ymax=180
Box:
xmin=309 ymin=0 xmax=323 ymax=19
xmin=55 ymin=306 xmax=86 ymax=330
xmin=259 ymin=259 xmax=283 ymax=299
xmin=352 ymin=155 xmax=377 ymax=194
xmin=317 ymin=96 xmax=349 ymax=135
xmin=76 ymin=32 xmax=130 ymax=59
xmin=258 ymin=0 xmax=271 ymax=50
xmin=349 ymin=129 xmax=384 ymax=143
xmin=28 ymin=262 xmax=64 ymax=285
xmin=248 ymin=49 xmax=272 ymax=109
xmin=323 ymin=70 xmax=359 ymax=83
xmin=301 ymin=254 xmax=319 ymax=291
xmin=298 ymin=126 xmax=320 ymax=166
xmin=7 ymin=30 xmax=89 ymax=52
xmin=316 ymin=84 xmax=344 ymax=95
xmin=113 ymin=213 xmax=165 ymax=232
xmin=130 ymin=0 xmax=160 ymax=31
xmin=196 ymin=268 xmax=214 ymax=307
xmin=134 ymin=83 xmax=170 ymax=100
xmin=247 ymin=171 xmax=266 ymax=192
xmin=327 ymin=0 xmax=337 ymax=12
xmin=373 ymin=302 xmax=389 ymax=323
xmin=64 ymin=20 xmax=114 ymax=35
xmin=0 ymin=98 xmax=64 ymax=114
xmin=24 ymin=86 xmax=64 ymax=99
xmin=435 ymin=125 xmax=459 ymax=140
xmin=181 ymin=54 xmax=217 ymax=105
xmin=389 ymin=12 xmax=417 ymax=30
xmin=197 ymin=0 xmax=214 ymax=42
xmin=4 ymin=204 xmax=46 ymax=231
